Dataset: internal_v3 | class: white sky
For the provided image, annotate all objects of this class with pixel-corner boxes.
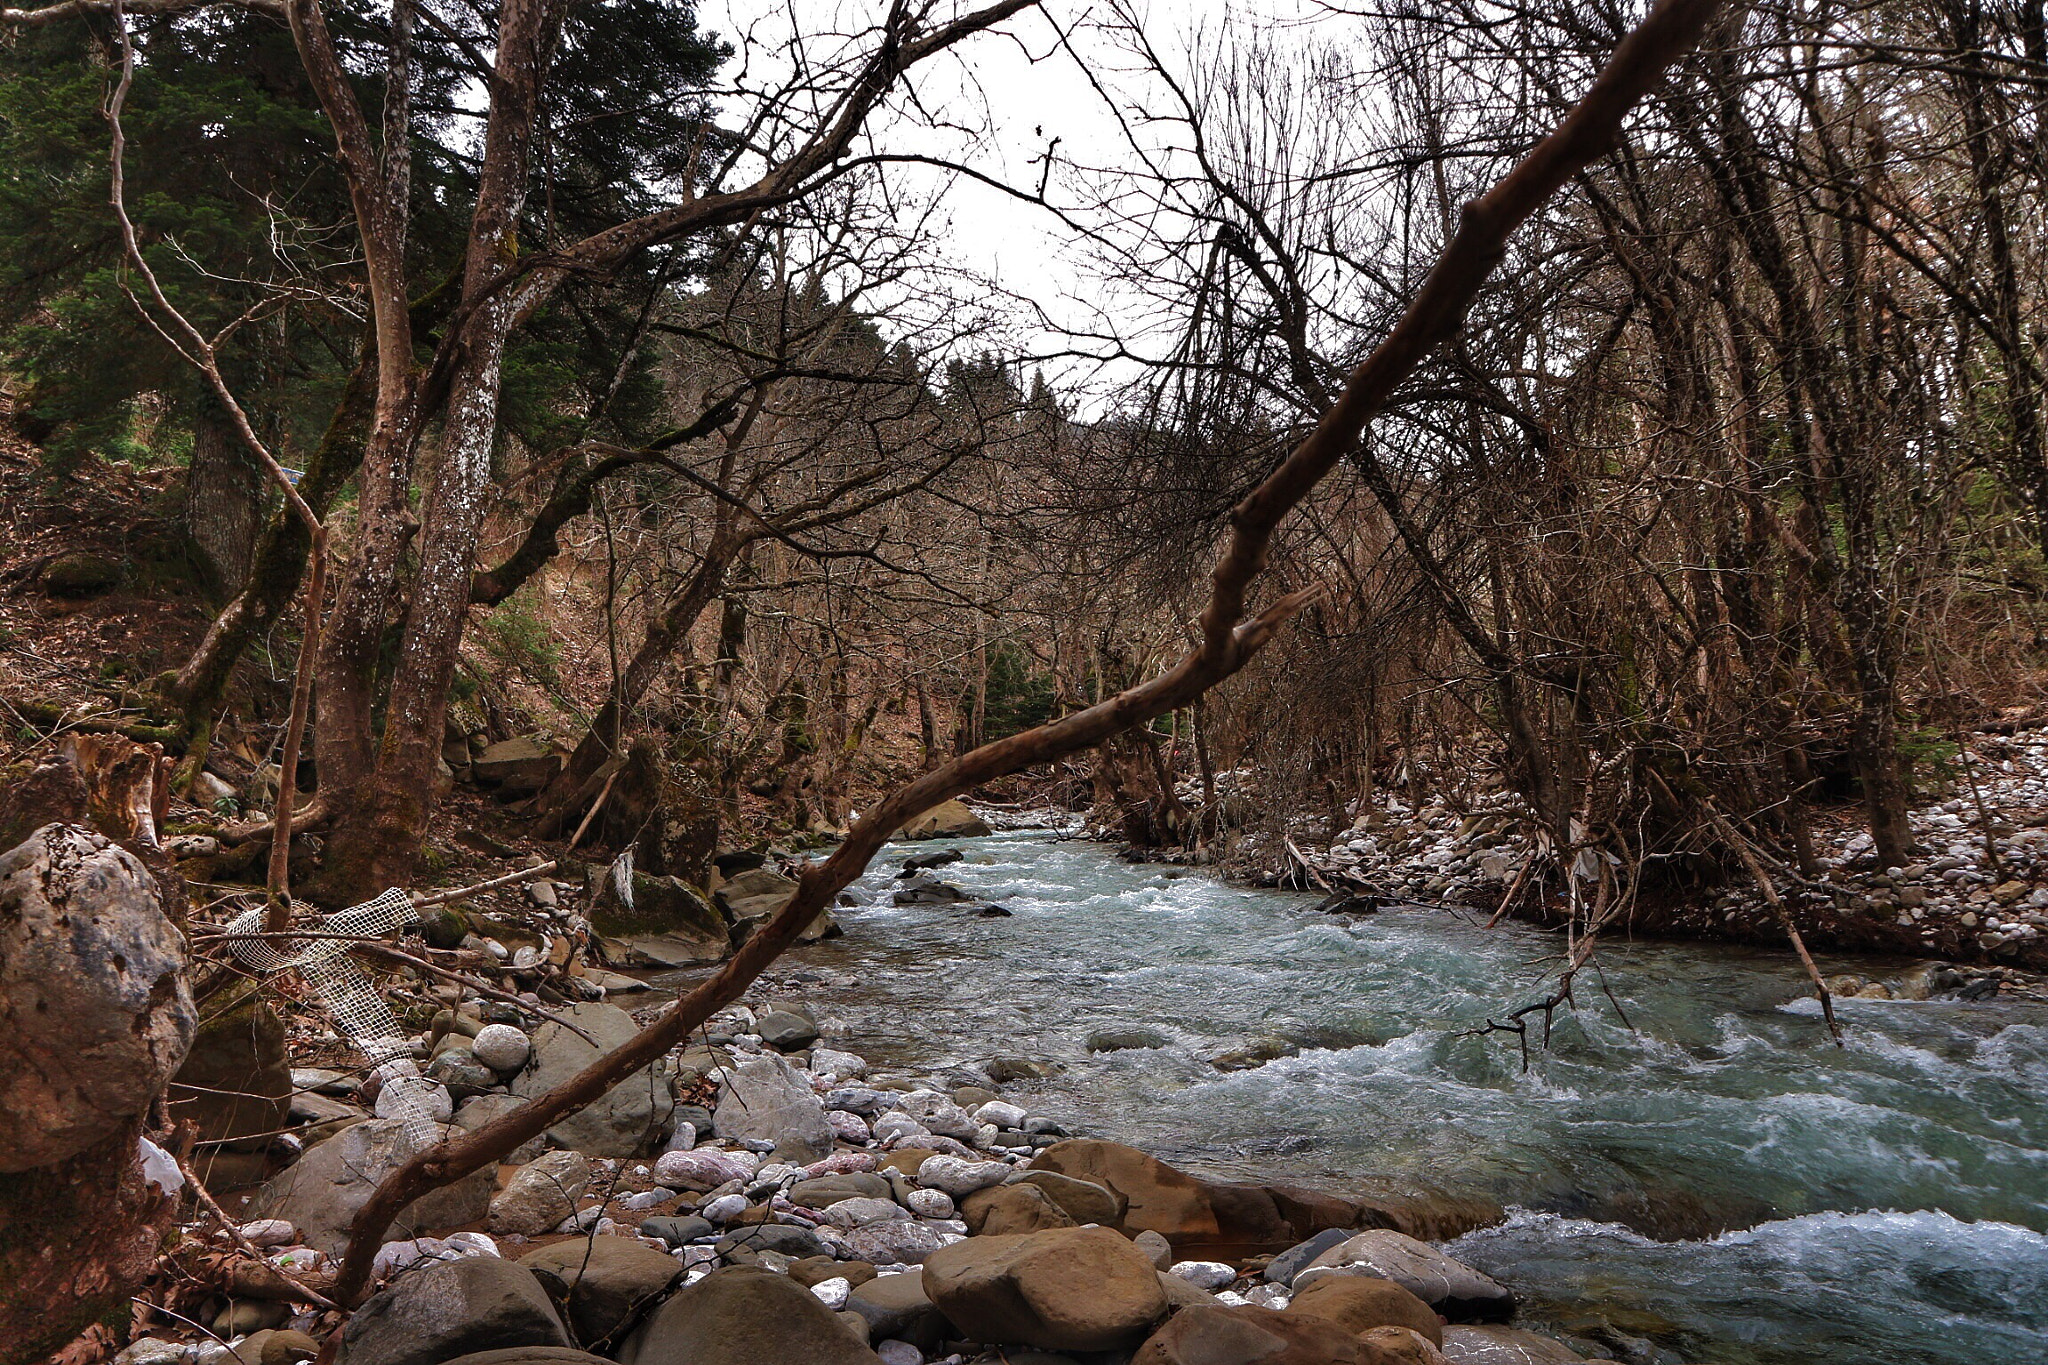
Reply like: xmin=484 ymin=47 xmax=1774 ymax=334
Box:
xmin=703 ymin=0 xmax=1333 ymax=396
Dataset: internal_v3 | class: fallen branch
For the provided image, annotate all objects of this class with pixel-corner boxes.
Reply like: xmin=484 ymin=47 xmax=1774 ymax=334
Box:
xmin=329 ymin=0 xmax=1731 ymax=1303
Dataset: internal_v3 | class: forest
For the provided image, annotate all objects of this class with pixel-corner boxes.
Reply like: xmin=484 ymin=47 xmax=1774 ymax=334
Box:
xmin=0 ymin=0 xmax=2045 ymax=1363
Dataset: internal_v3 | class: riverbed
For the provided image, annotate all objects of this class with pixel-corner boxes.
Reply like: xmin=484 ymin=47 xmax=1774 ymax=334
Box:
xmin=685 ymin=828 xmax=2048 ymax=1364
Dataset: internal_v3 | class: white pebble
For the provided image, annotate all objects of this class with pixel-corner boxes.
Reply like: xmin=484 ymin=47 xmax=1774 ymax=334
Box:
xmin=1170 ymin=1260 xmax=1237 ymax=1291
xmin=810 ymin=1276 xmax=851 ymax=1309
xmin=700 ymin=1193 xmax=750 ymax=1224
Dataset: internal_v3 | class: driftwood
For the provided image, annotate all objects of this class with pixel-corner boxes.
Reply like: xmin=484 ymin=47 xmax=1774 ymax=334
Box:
xmin=327 ymin=0 xmax=1731 ymax=1304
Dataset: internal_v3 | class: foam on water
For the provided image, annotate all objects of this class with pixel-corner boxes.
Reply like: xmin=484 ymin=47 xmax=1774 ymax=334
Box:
xmin=723 ymin=829 xmax=2048 ymax=1363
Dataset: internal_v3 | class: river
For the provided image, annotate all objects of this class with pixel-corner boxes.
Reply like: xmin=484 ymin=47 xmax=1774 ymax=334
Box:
xmin=696 ymin=827 xmax=2048 ymax=1364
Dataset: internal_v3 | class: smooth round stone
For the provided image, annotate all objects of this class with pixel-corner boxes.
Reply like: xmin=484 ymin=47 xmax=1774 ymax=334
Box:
xmin=1171 ymin=1260 xmax=1237 ymax=1291
xmin=470 ymin=1023 xmax=531 ymax=1072
xmin=905 ymin=1188 xmax=954 ymax=1218
xmin=700 ymin=1192 xmax=751 ymax=1223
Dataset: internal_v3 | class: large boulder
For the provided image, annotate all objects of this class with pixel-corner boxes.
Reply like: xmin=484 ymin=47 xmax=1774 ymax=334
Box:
xmin=0 ymin=825 xmax=195 ymax=1171
xmin=713 ymin=1053 xmax=832 ymax=1162
xmin=1132 ymin=1303 xmax=1386 ymax=1364
xmin=167 ymin=977 xmax=290 ymax=1152
xmin=960 ymin=1183 xmax=1079 ymax=1236
xmin=1013 ymin=1171 xmax=1125 ymax=1227
xmin=894 ymin=800 xmax=991 ymax=841
xmin=844 ymin=1273 xmax=949 ymax=1349
xmin=1027 ymin=1140 xmax=1299 ymax=1257
xmin=247 ymin=1117 xmax=494 ymax=1257
xmin=512 ymin=1002 xmax=675 ymax=1156
xmin=588 ymin=866 xmax=731 ymax=967
xmin=920 ymin=1225 xmax=1167 ymax=1352
xmin=1295 ymin=1231 xmax=1514 ymax=1322
xmin=519 ymin=1238 xmax=683 ymax=1346
xmin=339 ymin=1256 xmax=568 ymax=1365
xmin=618 ymin=1266 xmax=882 ymax=1365
xmin=473 ymin=736 xmax=563 ymax=793
xmin=488 ymin=1151 xmax=591 ymax=1236
xmin=1286 ymin=1274 xmax=1444 ymax=1345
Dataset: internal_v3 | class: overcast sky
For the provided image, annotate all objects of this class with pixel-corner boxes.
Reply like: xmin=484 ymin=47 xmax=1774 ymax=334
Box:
xmin=701 ymin=0 xmax=1331 ymax=397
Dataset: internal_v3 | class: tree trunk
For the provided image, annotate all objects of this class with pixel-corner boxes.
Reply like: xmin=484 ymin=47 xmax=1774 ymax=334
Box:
xmin=182 ymin=406 xmax=265 ymax=598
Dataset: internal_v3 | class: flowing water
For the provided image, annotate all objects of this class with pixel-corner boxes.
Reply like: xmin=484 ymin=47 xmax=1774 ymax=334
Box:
xmin=711 ymin=828 xmax=2048 ymax=1364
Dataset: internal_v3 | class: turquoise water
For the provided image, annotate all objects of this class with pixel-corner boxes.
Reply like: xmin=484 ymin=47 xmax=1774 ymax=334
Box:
xmin=759 ymin=829 xmax=2048 ymax=1364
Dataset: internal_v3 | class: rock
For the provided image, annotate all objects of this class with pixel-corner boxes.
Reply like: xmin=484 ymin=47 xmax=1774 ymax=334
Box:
xmin=473 ymin=736 xmax=563 ymax=793
xmin=1296 ymin=1231 xmax=1514 ymax=1321
xmin=973 ymin=1100 xmax=1028 ymax=1129
xmin=249 ymin=1117 xmax=494 ymax=1257
xmin=893 ymin=876 xmax=970 ymax=906
xmin=714 ymin=867 xmax=839 ymax=942
xmin=960 ymin=1183 xmax=1078 ymax=1236
xmin=0 ymin=825 xmax=195 ymax=1170
xmin=1084 ymin=1027 xmax=1167 ymax=1053
xmin=843 ymin=1219 xmax=949 ymax=1265
xmin=1015 ymin=1171 xmax=1125 ymax=1227
xmin=845 ymin=1273 xmax=948 ymax=1347
xmin=698 ymin=1193 xmax=749 ymax=1224
xmin=1285 ymin=1275 xmax=1443 ymax=1345
xmin=654 ymin=1147 xmax=755 ymax=1189
xmin=339 ymin=1256 xmax=568 ymax=1365
xmin=43 ymin=551 xmax=120 ymax=596
xmin=823 ymin=1196 xmax=913 ymax=1227
xmin=513 ymin=1003 xmax=674 ymax=1156
xmin=591 ymin=867 xmax=731 ymax=966
xmin=519 ymin=1238 xmax=683 ymax=1345
xmin=427 ymin=1050 xmax=499 ymax=1100
xmin=472 ymin=1025 xmax=532 ymax=1073
xmin=920 ymin=1226 xmax=1168 ymax=1352
xmin=1439 ymin=1326 xmax=1590 ymax=1364
xmin=488 ymin=1151 xmax=591 ymax=1236
xmin=231 ymin=1329 xmax=320 ymax=1365
xmin=115 ymin=1338 xmax=187 ymax=1365
xmin=1361 ymin=1327 xmax=1453 ymax=1365
xmin=438 ymin=1354 xmax=609 ymax=1365
xmin=1131 ymin=1303 xmax=1381 ymax=1364
xmin=1026 ymin=1140 xmax=1368 ymax=1258
xmin=716 ymin=1223 xmax=831 ymax=1261
xmin=1168 ymin=1261 xmax=1236 ymax=1291
xmin=640 ymin=1214 xmax=714 ymax=1245
xmin=375 ymin=1076 xmax=454 ymax=1124
xmin=894 ymin=800 xmax=992 ymax=841
xmin=905 ymin=1188 xmax=955 ymax=1218
xmin=899 ymin=849 xmax=964 ymax=873
xmin=1134 ymin=1230 xmax=1173 ymax=1270
xmin=715 ymin=1053 xmax=833 ymax=1161
xmin=985 ymin=1057 xmax=1050 ymax=1083
xmin=454 ymin=1095 xmax=546 ymax=1165
xmin=757 ymin=1010 xmax=820 ymax=1051
xmin=915 ymin=1154 xmax=1011 ymax=1197
xmin=811 ymin=1048 xmax=868 ymax=1081
xmin=1264 ymin=1228 xmax=1353 ymax=1286
xmin=791 ymin=1172 xmax=896 ymax=1207
xmin=1210 ymin=1037 xmax=1299 ymax=1072
xmin=897 ymin=1091 xmax=979 ymax=1139
xmin=169 ymin=976 xmax=290 ymax=1151
xmin=620 ymin=1265 xmax=884 ymax=1365
xmin=829 ymin=1110 xmax=874 ymax=1143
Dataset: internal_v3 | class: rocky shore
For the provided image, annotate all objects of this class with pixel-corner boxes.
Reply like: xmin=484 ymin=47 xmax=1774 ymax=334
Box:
xmin=113 ymin=880 xmax=1646 ymax=1365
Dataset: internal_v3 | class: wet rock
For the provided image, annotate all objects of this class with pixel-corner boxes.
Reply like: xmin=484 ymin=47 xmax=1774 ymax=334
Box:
xmin=894 ymin=801 xmax=991 ymax=841
xmin=519 ymin=1238 xmax=683 ymax=1345
xmin=898 ymin=849 xmax=964 ymax=874
xmin=1439 ymin=1326 xmax=1592 ymax=1364
xmin=1 ymin=825 xmax=195 ymax=1170
xmin=920 ymin=1225 xmax=1168 ymax=1352
xmin=513 ymin=1002 xmax=674 ymax=1156
xmin=715 ymin=1053 xmax=832 ymax=1161
xmin=1296 ymin=1230 xmax=1513 ymax=1322
xmin=1084 ymin=1028 xmax=1167 ymax=1053
xmin=620 ymin=1265 xmax=884 ymax=1365
xmin=1285 ymin=1274 xmax=1443 ymax=1345
xmin=1131 ymin=1303 xmax=1382 ymax=1364
xmin=1263 ymin=1228 xmax=1352 ymax=1285
xmin=1209 ymin=1037 xmax=1299 ymax=1072
xmin=893 ymin=876 xmax=970 ymax=906
xmin=488 ymin=1151 xmax=590 ymax=1236
xmin=249 ymin=1117 xmax=494 ymax=1257
xmin=338 ymin=1256 xmax=568 ymax=1365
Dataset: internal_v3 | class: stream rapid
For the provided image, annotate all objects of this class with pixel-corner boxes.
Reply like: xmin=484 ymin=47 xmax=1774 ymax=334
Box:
xmin=701 ymin=827 xmax=2048 ymax=1364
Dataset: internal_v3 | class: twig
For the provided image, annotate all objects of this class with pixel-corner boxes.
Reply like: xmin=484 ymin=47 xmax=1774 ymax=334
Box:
xmin=175 ymin=1152 xmax=339 ymax=1310
xmin=411 ymin=860 xmax=560 ymax=909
